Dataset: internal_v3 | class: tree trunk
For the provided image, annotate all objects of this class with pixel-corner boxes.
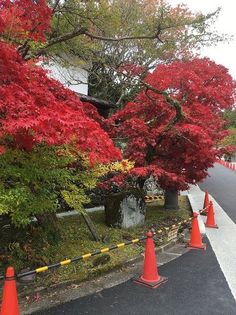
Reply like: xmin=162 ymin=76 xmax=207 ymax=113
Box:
xmin=81 ymin=212 xmax=101 ymax=242
xmin=35 ymin=213 xmax=58 ymax=226
xmin=35 ymin=213 xmax=61 ymax=244
xmin=36 ymin=211 xmax=101 ymax=242
xmin=164 ymin=189 xmax=179 ymax=210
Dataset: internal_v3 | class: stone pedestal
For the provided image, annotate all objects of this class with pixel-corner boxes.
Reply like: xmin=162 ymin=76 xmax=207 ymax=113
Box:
xmin=143 ymin=176 xmax=163 ymax=196
xmin=105 ymin=190 xmax=146 ymax=229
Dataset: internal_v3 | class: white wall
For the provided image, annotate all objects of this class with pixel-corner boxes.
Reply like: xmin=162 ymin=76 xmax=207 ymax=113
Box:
xmin=43 ymin=62 xmax=88 ymax=95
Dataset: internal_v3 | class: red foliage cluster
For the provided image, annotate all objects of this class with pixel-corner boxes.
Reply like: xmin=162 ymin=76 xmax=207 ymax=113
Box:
xmin=0 ymin=0 xmax=51 ymax=42
xmin=108 ymin=58 xmax=236 ymax=190
xmin=0 ymin=0 xmax=121 ymax=163
xmin=0 ymin=44 xmax=121 ymax=162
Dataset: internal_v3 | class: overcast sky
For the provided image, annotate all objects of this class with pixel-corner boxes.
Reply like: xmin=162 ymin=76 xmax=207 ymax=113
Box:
xmin=169 ymin=0 xmax=236 ymax=79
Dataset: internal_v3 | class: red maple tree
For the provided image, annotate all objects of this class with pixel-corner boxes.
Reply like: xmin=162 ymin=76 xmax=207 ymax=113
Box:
xmin=0 ymin=0 xmax=51 ymax=42
xmin=0 ymin=0 xmax=121 ymax=163
xmin=108 ymin=58 xmax=235 ymax=203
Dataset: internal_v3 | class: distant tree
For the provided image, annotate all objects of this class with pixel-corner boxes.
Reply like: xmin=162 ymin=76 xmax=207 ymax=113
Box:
xmin=224 ymin=109 xmax=236 ymax=128
xmin=221 ymin=127 xmax=236 ymax=152
xmin=108 ymin=58 xmax=236 ymax=208
xmin=220 ymin=108 xmax=236 ymax=160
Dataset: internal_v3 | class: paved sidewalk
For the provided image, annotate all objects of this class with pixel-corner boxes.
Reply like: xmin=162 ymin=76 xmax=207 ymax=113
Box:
xmin=198 ymin=164 xmax=236 ymax=301
xmin=185 ymin=185 xmax=206 ymax=234
xmin=204 ymin=195 xmax=236 ymax=301
xmin=187 ymin=183 xmax=236 ymax=301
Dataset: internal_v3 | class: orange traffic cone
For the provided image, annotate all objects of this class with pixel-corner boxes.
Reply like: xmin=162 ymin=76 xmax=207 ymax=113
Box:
xmin=0 ymin=267 xmax=20 ymax=315
xmin=205 ymin=201 xmax=218 ymax=229
xmin=201 ymin=191 xmax=210 ymax=215
xmin=188 ymin=212 xmax=206 ymax=250
xmin=134 ymin=231 xmax=168 ymax=288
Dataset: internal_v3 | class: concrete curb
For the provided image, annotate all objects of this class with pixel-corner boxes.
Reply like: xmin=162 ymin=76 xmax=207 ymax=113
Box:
xmin=186 ymin=185 xmax=206 ymax=235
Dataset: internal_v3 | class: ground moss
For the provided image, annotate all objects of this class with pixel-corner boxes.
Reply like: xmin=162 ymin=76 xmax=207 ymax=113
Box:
xmin=0 ymin=196 xmax=191 ymax=292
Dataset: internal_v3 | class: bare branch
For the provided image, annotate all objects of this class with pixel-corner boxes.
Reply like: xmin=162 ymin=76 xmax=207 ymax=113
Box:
xmin=52 ymin=0 xmax=61 ymax=14
xmin=84 ymin=31 xmax=162 ymax=42
xmin=116 ymin=91 xmax=127 ymax=106
xmin=41 ymin=27 xmax=87 ymax=48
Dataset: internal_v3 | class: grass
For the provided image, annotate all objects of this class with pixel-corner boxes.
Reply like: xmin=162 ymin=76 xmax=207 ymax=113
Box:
xmin=0 ymin=196 xmax=191 ymax=293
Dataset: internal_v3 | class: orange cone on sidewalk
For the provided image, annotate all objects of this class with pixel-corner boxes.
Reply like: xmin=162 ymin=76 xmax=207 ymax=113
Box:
xmin=0 ymin=267 xmax=20 ymax=315
xmin=201 ymin=191 xmax=210 ymax=215
xmin=188 ymin=212 xmax=206 ymax=250
xmin=134 ymin=231 xmax=168 ymax=288
xmin=205 ymin=201 xmax=218 ymax=229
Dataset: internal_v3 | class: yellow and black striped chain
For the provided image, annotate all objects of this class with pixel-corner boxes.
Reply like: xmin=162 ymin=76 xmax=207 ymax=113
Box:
xmin=144 ymin=195 xmax=164 ymax=203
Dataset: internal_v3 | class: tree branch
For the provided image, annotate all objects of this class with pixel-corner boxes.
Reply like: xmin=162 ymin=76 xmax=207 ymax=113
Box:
xmin=142 ymin=82 xmax=184 ymax=137
xmin=24 ymin=7 xmax=219 ymax=61
xmin=52 ymin=0 xmax=61 ymax=14
xmin=108 ymin=65 xmax=184 ymax=128
xmin=25 ymin=27 xmax=88 ymax=60
xmin=84 ymin=31 xmax=163 ymax=43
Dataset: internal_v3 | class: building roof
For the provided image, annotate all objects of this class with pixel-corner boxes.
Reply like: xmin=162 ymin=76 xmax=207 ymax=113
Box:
xmin=77 ymin=93 xmax=117 ymax=117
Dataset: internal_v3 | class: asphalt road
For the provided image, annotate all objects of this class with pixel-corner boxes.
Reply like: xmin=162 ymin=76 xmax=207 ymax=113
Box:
xmin=35 ymin=238 xmax=236 ymax=315
xmin=199 ymin=163 xmax=236 ymax=223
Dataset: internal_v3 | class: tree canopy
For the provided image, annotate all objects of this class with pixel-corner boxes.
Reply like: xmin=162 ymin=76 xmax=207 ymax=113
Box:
xmin=0 ymin=0 xmax=122 ymax=226
xmin=108 ymin=58 xmax=236 ymax=190
xmin=0 ymin=0 xmax=235 ymax=224
xmin=1 ymin=0 xmax=227 ymax=106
